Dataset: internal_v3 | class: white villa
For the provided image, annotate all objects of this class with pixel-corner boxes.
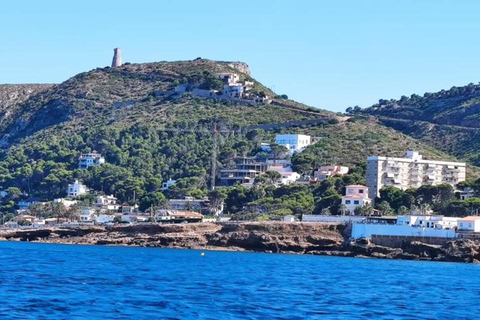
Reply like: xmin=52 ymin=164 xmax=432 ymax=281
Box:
xmin=341 ymin=185 xmax=372 ymax=214
xmin=67 ymin=180 xmax=89 ymax=198
xmin=275 ymin=134 xmax=312 ymax=154
xmin=78 ymin=151 xmax=105 ymax=169
xmin=96 ymin=195 xmax=120 ymax=211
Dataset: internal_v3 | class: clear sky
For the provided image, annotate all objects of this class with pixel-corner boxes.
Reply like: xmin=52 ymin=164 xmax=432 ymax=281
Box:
xmin=1 ymin=0 xmax=480 ymax=112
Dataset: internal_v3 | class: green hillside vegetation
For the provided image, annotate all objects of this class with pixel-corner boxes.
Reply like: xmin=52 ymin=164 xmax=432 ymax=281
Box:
xmin=0 ymin=58 xmax=475 ymax=218
xmin=353 ymin=83 xmax=480 ymax=165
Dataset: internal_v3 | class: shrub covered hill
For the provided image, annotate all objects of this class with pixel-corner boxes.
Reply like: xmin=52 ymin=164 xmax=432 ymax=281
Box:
xmin=0 ymin=58 xmax=467 ymax=205
xmin=352 ymin=83 xmax=480 ymax=166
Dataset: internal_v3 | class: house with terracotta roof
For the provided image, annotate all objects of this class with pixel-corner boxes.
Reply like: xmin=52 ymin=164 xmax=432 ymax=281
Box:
xmin=341 ymin=185 xmax=372 ymax=214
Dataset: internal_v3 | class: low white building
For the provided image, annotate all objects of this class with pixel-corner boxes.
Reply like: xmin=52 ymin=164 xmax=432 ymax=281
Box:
xmin=217 ymin=73 xmax=240 ymax=85
xmin=341 ymin=185 xmax=372 ymax=214
xmin=79 ymin=208 xmax=96 ymax=222
xmin=67 ymin=180 xmax=89 ymax=198
xmin=95 ymin=214 xmax=115 ymax=224
xmin=314 ymin=166 xmax=349 ymax=181
xmin=121 ymin=205 xmax=139 ymax=214
xmin=275 ymin=134 xmax=312 ymax=154
xmin=78 ymin=151 xmax=105 ymax=169
xmin=96 ymin=195 xmax=120 ymax=211
xmin=457 ymin=216 xmax=480 ymax=232
xmin=283 ymin=215 xmax=295 ymax=223
xmin=266 ymin=165 xmax=301 ymax=185
xmin=397 ymin=215 xmax=458 ymax=229
xmin=352 ymin=223 xmax=456 ymax=239
xmin=54 ymin=198 xmax=78 ymax=208
xmin=223 ymin=84 xmax=244 ymax=98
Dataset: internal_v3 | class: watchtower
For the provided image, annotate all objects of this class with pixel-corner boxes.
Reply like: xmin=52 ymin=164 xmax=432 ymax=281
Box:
xmin=111 ymin=48 xmax=122 ymax=68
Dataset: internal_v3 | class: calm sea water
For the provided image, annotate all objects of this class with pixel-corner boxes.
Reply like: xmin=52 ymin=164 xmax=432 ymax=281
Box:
xmin=0 ymin=242 xmax=478 ymax=320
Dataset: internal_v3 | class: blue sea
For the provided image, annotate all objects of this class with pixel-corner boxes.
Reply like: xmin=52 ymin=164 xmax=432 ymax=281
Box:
xmin=0 ymin=242 xmax=478 ymax=319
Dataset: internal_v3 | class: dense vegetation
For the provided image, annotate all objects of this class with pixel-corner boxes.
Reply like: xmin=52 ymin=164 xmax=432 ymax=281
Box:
xmin=0 ymin=58 xmax=476 ymax=218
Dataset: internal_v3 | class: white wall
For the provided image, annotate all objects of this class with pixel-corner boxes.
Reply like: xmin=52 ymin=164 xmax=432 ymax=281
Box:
xmin=352 ymin=223 xmax=456 ymax=239
xmin=302 ymin=215 xmax=366 ymax=223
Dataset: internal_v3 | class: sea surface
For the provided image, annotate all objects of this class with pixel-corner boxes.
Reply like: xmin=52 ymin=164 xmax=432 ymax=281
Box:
xmin=0 ymin=242 xmax=478 ymax=320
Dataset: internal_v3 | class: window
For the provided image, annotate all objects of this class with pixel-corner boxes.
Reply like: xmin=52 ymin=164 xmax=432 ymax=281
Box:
xmin=354 ymin=200 xmax=359 ymax=205
xmin=345 ymin=200 xmax=351 ymax=204
xmin=359 ymin=189 xmax=364 ymax=194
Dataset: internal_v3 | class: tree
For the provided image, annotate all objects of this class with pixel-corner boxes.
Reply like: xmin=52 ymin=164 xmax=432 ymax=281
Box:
xmin=264 ymin=171 xmax=281 ymax=185
xmin=270 ymin=144 xmax=288 ymax=165
xmin=377 ymin=201 xmax=394 ymax=216
xmin=354 ymin=204 xmax=373 ymax=216
xmin=419 ymin=202 xmax=431 ymax=215
xmin=397 ymin=205 xmax=409 ymax=215
xmin=208 ymin=189 xmax=227 ymax=217
xmin=379 ymin=186 xmax=405 ymax=211
xmin=5 ymin=187 xmax=22 ymax=202
xmin=339 ymin=204 xmax=348 ymax=216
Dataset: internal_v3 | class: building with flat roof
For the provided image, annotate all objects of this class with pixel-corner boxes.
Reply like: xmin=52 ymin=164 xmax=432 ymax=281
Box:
xmin=220 ymin=157 xmax=267 ymax=187
xmin=366 ymin=151 xmax=466 ymax=200
xmin=275 ymin=134 xmax=312 ymax=154
xmin=78 ymin=151 xmax=105 ymax=169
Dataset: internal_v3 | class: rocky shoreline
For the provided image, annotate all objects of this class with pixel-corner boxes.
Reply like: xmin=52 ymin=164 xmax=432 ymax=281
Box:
xmin=1 ymin=222 xmax=480 ymax=263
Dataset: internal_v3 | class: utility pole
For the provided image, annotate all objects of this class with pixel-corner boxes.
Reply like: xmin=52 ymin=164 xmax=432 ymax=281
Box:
xmin=158 ymin=120 xmax=241 ymax=192
xmin=211 ymin=121 xmax=218 ymax=191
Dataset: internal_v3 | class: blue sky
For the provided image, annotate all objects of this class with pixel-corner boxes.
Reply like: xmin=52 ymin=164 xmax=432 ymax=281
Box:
xmin=1 ymin=0 xmax=480 ymax=112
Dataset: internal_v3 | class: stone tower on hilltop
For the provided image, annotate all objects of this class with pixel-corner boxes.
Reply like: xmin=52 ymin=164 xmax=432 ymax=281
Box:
xmin=111 ymin=48 xmax=122 ymax=68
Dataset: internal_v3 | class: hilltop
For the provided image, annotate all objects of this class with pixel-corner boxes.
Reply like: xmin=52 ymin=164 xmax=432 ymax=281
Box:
xmin=0 ymin=58 xmax=468 ymax=203
xmin=354 ymin=83 xmax=480 ymax=165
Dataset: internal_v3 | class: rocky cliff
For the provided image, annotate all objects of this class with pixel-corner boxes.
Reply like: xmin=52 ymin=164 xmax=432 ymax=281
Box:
xmin=2 ymin=222 xmax=480 ymax=263
xmin=0 ymin=84 xmax=53 ymax=109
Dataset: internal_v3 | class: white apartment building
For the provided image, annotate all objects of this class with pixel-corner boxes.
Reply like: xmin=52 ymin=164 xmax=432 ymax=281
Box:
xmin=275 ymin=134 xmax=312 ymax=154
xmin=78 ymin=151 xmax=105 ymax=169
xmin=341 ymin=185 xmax=372 ymax=214
xmin=67 ymin=180 xmax=89 ymax=198
xmin=366 ymin=151 xmax=466 ymax=200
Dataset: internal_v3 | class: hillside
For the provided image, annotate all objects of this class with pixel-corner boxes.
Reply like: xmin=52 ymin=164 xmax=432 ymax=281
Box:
xmin=0 ymin=58 xmax=469 ymax=203
xmin=354 ymin=83 xmax=480 ymax=165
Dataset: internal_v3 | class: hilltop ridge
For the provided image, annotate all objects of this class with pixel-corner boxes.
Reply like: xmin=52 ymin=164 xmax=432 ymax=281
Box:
xmin=0 ymin=57 xmax=469 ymax=203
xmin=353 ymin=81 xmax=480 ymax=165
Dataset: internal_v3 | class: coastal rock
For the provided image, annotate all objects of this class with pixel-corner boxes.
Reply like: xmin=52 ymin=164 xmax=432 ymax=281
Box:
xmin=4 ymin=222 xmax=480 ymax=263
